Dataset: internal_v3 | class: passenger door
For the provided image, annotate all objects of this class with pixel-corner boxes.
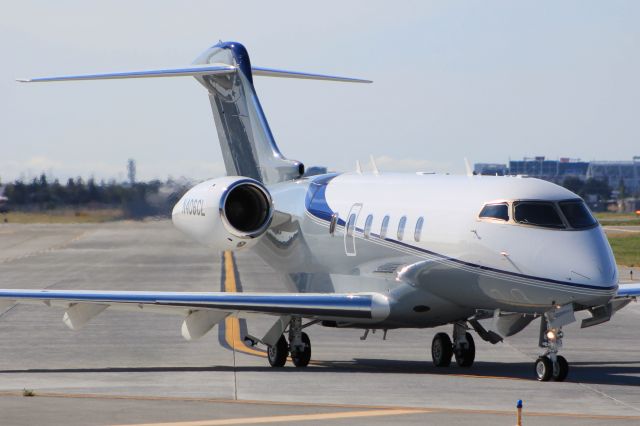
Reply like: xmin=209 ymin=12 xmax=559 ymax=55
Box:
xmin=344 ymin=203 xmax=362 ymax=256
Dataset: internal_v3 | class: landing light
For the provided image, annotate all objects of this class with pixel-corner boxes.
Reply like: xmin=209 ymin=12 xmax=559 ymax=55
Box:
xmin=546 ymin=330 xmax=557 ymax=341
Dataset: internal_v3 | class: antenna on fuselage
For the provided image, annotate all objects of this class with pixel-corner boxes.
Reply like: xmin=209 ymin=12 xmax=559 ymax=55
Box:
xmin=464 ymin=157 xmax=473 ymax=177
xmin=370 ymin=155 xmax=380 ymax=175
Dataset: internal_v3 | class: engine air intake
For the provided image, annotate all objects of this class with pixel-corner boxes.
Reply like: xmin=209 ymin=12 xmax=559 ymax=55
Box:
xmin=221 ymin=180 xmax=273 ymax=238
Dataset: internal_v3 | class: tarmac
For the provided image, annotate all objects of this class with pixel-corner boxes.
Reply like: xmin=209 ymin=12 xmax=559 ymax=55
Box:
xmin=0 ymin=221 xmax=639 ymax=425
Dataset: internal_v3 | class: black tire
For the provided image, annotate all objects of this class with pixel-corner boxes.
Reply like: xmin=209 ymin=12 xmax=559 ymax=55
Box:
xmin=267 ymin=335 xmax=288 ymax=367
xmin=455 ymin=332 xmax=476 ymax=367
xmin=431 ymin=332 xmax=453 ymax=367
xmin=552 ymin=355 xmax=569 ymax=382
xmin=291 ymin=332 xmax=311 ymax=368
xmin=535 ymin=356 xmax=553 ymax=381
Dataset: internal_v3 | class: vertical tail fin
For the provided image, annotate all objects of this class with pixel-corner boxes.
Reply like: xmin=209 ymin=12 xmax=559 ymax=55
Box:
xmin=18 ymin=40 xmax=371 ymax=184
xmin=193 ymin=42 xmax=303 ymax=184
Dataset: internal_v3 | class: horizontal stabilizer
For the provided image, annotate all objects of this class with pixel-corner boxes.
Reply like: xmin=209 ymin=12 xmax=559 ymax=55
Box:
xmin=17 ymin=64 xmax=237 ymax=82
xmin=18 ymin=65 xmax=371 ymax=84
xmin=251 ymin=66 xmax=371 ymax=83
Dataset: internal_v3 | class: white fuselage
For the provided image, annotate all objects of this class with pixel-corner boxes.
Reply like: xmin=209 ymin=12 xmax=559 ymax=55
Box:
xmin=253 ymin=172 xmax=617 ymax=328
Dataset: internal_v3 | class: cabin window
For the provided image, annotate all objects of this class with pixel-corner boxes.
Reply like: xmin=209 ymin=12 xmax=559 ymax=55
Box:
xmin=364 ymin=214 xmax=373 ymax=239
xmin=329 ymin=212 xmax=339 ymax=235
xmin=479 ymin=203 xmax=509 ymax=221
xmin=380 ymin=215 xmax=390 ymax=239
xmin=414 ymin=217 xmax=424 ymax=242
xmin=346 ymin=213 xmax=357 ymax=237
xmin=559 ymin=200 xmax=597 ymax=229
xmin=397 ymin=216 xmax=407 ymax=240
xmin=514 ymin=202 xmax=565 ymax=229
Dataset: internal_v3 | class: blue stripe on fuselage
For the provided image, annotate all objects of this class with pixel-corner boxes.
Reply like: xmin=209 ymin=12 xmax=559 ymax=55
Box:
xmin=305 ymin=173 xmax=344 ymax=224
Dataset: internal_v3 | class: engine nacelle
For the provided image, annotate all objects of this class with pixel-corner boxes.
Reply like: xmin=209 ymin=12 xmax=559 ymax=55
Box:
xmin=172 ymin=176 xmax=273 ymax=251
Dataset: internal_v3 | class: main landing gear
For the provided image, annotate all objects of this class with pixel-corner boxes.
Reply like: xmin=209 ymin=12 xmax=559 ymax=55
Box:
xmin=267 ymin=316 xmax=312 ymax=368
xmin=432 ymin=323 xmax=476 ymax=368
xmin=535 ymin=315 xmax=569 ymax=382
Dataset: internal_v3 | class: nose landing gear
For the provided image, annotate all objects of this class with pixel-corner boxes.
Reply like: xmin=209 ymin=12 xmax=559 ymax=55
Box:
xmin=536 ymin=315 xmax=569 ymax=381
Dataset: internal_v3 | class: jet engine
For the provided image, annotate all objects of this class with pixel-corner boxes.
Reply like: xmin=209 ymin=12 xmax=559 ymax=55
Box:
xmin=172 ymin=176 xmax=273 ymax=251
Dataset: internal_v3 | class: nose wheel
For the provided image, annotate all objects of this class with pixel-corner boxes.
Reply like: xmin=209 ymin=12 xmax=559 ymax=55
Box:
xmin=536 ymin=315 xmax=569 ymax=381
xmin=535 ymin=354 xmax=569 ymax=382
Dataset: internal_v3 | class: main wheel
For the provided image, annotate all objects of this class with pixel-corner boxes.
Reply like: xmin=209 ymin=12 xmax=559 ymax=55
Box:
xmin=267 ymin=335 xmax=288 ymax=367
xmin=431 ymin=332 xmax=453 ymax=367
xmin=535 ymin=356 xmax=553 ymax=381
xmin=454 ymin=332 xmax=476 ymax=367
xmin=552 ymin=355 xmax=569 ymax=382
xmin=291 ymin=332 xmax=311 ymax=368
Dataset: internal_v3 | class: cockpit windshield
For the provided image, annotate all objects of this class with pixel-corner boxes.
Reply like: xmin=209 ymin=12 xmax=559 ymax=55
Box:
xmin=513 ymin=202 xmax=565 ymax=229
xmin=479 ymin=203 xmax=509 ymax=221
xmin=559 ymin=200 xmax=597 ymax=229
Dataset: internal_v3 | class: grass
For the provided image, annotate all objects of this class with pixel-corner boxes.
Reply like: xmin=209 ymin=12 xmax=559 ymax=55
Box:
xmin=607 ymin=233 xmax=640 ymax=267
xmin=1 ymin=209 xmax=124 ymax=224
xmin=595 ymin=212 xmax=640 ymax=226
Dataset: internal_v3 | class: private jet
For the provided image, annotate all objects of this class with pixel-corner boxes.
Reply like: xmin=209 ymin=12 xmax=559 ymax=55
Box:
xmin=3 ymin=41 xmax=639 ymax=381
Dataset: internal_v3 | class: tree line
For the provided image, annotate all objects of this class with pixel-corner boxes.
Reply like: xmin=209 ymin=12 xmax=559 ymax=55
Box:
xmin=2 ymin=174 xmax=186 ymax=218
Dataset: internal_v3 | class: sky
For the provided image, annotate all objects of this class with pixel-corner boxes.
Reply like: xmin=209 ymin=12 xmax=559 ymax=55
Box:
xmin=1 ymin=1 xmax=639 ymax=183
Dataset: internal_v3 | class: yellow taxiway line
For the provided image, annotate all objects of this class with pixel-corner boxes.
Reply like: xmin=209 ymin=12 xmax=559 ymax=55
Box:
xmin=222 ymin=251 xmax=266 ymax=358
xmin=1 ymin=392 xmax=639 ymax=421
xmin=111 ymin=409 xmax=429 ymax=426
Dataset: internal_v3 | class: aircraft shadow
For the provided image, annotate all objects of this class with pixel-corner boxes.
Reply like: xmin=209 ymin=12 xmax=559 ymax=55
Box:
xmin=1 ymin=359 xmax=639 ymax=387
xmin=342 ymin=358 xmax=640 ymax=387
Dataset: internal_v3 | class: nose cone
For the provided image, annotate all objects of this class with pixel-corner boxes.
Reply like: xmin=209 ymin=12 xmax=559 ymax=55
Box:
xmin=564 ymin=227 xmax=617 ymax=287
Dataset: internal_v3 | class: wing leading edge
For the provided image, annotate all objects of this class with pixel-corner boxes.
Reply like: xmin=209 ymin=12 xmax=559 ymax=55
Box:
xmin=0 ymin=289 xmax=390 ymax=340
xmin=616 ymin=283 xmax=640 ymax=298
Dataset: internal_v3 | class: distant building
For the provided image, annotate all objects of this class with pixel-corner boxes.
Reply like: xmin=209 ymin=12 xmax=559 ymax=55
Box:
xmin=508 ymin=157 xmax=589 ymax=183
xmin=472 ymin=155 xmax=640 ymax=212
xmin=473 ymin=163 xmax=508 ymax=176
xmin=587 ymin=157 xmax=640 ymax=195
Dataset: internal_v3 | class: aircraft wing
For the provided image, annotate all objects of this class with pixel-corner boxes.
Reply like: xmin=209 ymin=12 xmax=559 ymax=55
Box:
xmin=616 ymin=283 xmax=640 ymax=298
xmin=0 ymin=289 xmax=389 ymax=340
